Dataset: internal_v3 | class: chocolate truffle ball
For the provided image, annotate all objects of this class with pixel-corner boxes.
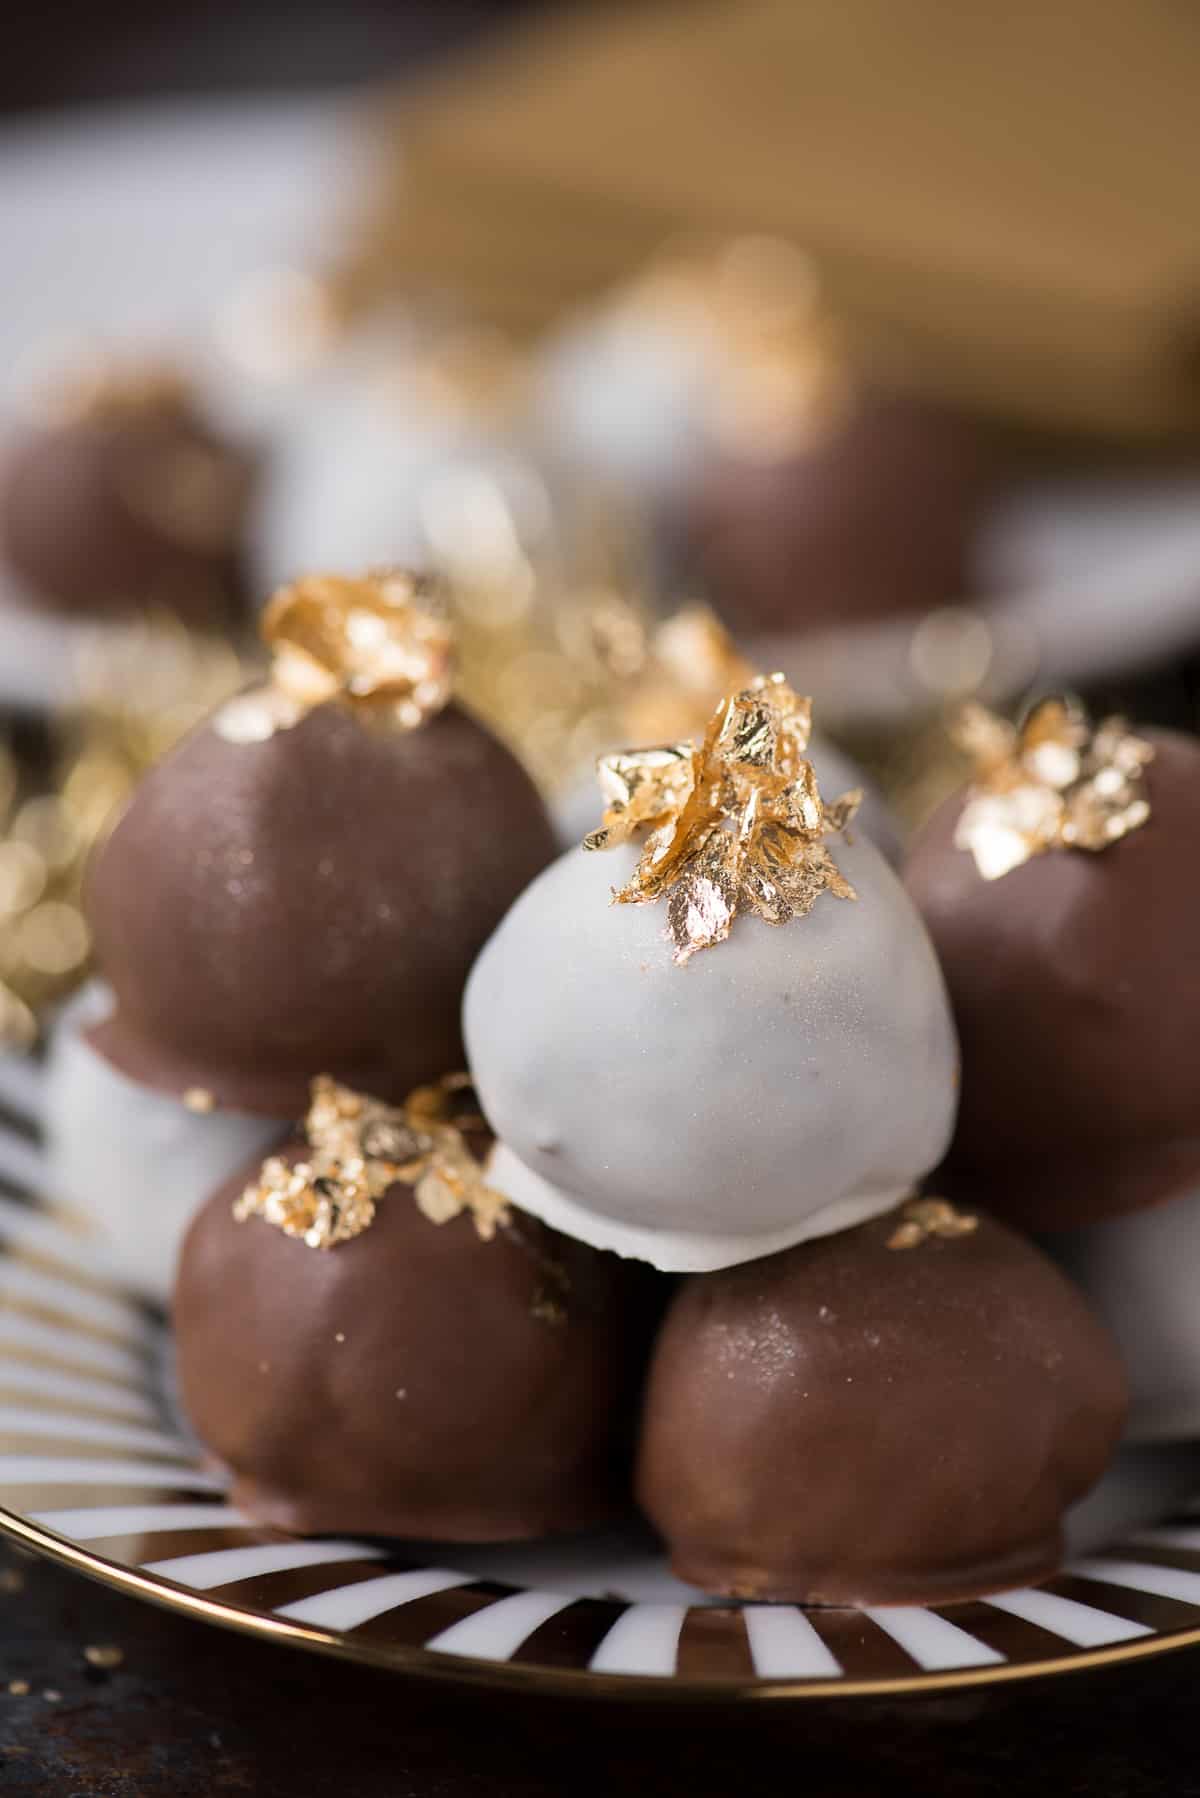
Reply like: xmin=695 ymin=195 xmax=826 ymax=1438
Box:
xmin=466 ymin=828 xmax=956 ymax=1272
xmin=904 ymin=729 xmax=1200 ymax=1228
xmin=0 ymin=371 xmax=253 ymax=625
xmin=86 ymin=698 xmax=557 ymax=1114
xmin=684 ymin=389 xmax=992 ymax=634
xmin=636 ymin=1205 xmax=1127 ymax=1605
xmin=175 ymin=1139 xmax=656 ymax=1539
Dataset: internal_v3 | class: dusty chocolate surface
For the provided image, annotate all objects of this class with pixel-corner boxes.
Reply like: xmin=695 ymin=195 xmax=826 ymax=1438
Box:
xmin=904 ymin=729 xmax=1200 ymax=1227
xmin=637 ymin=1208 xmax=1127 ymax=1604
xmin=87 ymin=699 xmax=557 ymax=1114
xmin=0 ymin=402 xmax=253 ymax=625
xmin=175 ymin=1136 xmax=660 ymax=1539
xmin=683 ymin=389 xmax=993 ymax=634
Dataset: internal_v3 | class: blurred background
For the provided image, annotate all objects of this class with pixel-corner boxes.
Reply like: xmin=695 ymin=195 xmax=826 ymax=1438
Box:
xmin=1 ymin=0 xmax=1199 ymax=1042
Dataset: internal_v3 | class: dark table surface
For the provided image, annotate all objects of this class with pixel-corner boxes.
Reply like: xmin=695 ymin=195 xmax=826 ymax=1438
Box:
xmin=1 ymin=1540 xmax=1199 ymax=1797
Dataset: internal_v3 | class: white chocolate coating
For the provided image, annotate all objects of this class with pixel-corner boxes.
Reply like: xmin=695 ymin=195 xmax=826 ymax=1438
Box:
xmin=1049 ymin=1192 xmax=1200 ymax=1444
xmin=45 ymin=986 xmax=287 ymax=1305
xmin=551 ymin=735 xmax=902 ymax=865
xmin=251 ymin=347 xmax=549 ymax=596
xmin=465 ymin=834 xmax=957 ymax=1271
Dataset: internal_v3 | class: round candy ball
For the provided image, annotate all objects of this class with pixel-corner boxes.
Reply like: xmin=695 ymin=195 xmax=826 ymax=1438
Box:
xmin=87 ymin=700 xmax=557 ymax=1115
xmin=636 ymin=1207 xmax=1127 ymax=1604
xmin=175 ymin=1141 xmax=657 ymax=1539
xmin=464 ymin=830 xmax=957 ymax=1271
xmin=683 ymin=389 xmax=993 ymax=636
xmin=1 ymin=387 xmax=253 ymax=625
xmin=904 ymin=730 xmax=1200 ymax=1228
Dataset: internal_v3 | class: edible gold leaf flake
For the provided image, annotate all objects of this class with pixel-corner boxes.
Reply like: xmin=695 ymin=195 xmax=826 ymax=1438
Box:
xmin=585 ymin=672 xmax=860 ymax=962
xmin=234 ymin=1073 xmax=509 ymax=1250
xmin=216 ymin=570 xmax=455 ymax=743
xmin=887 ymin=1197 xmax=979 ymax=1251
xmin=953 ymin=699 xmax=1154 ymax=880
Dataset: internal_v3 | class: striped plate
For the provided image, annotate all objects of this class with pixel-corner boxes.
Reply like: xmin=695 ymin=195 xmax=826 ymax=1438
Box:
xmin=3 ymin=1055 xmax=1200 ymax=1701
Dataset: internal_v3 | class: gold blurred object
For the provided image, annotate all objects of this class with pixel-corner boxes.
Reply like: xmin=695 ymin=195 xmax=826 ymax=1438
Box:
xmin=586 ymin=672 xmax=861 ymax=963
xmin=0 ymin=619 xmax=249 ymax=1046
xmin=594 ymin=234 xmax=850 ymax=458
xmin=623 ymin=604 xmax=754 ymax=743
xmin=355 ymin=0 xmax=1200 ymax=438
xmin=216 ymin=570 xmax=454 ymax=744
xmin=952 ymin=697 xmax=1154 ymax=881
xmin=886 ymin=1197 xmax=978 ymax=1252
xmin=441 ymin=472 xmax=661 ymax=795
xmin=214 ymin=267 xmax=345 ymax=384
xmin=234 ymin=1073 xmax=510 ymax=1251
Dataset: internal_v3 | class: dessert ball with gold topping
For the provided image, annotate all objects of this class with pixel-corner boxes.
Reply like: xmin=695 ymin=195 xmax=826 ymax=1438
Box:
xmin=83 ymin=572 xmax=556 ymax=1115
xmin=1 ymin=359 xmax=253 ymax=625
xmin=904 ymin=702 xmax=1200 ymax=1228
xmin=549 ymin=605 xmax=903 ymax=861
xmin=466 ymin=675 xmax=957 ymax=1272
xmin=636 ymin=1202 xmax=1127 ymax=1603
xmin=44 ymin=573 xmax=556 ymax=1301
xmin=174 ymin=1080 xmax=658 ymax=1539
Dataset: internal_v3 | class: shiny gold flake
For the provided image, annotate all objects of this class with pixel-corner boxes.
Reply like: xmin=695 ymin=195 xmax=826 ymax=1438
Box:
xmin=953 ymin=698 xmax=1154 ymax=881
xmin=234 ymin=1073 xmax=509 ymax=1250
xmin=0 ymin=617 xmax=249 ymax=1037
xmin=215 ymin=570 xmax=455 ymax=743
xmin=82 ymin=1644 xmax=124 ymax=1670
xmin=585 ymin=672 xmax=860 ymax=962
xmin=887 ymin=1197 xmax=979 ymax=1251
xmin=621 ymin=605 xmax=755 ymax=745
xmin=183 ymin=1087 xmax=216 ymax=1115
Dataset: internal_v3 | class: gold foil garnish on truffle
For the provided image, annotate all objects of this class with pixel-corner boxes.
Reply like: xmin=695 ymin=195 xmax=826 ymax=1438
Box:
xmin=234 ymin=1074 xmax=510 ymax=1250
xmin=585 ymin=672 xmax=860 ymax=963
xmin=887 ymin=1197 xmax=978 ymax=1251
xmin=953 ymin=698 xmax=1154 ymax=881
xmin=216 ymin=571 xmax=454 ymax=743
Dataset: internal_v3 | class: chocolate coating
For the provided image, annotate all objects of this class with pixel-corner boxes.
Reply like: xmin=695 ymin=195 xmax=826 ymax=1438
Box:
xmin=684 ymin=389 xmax=992 ymax=634
xmin=175 ymin=1140 xmax=658 ymax=1539
xmin=904 ymin=731 xmax=1200 ymax=1228
xmin=636 ymin=1210 xmax=1126 ymax=1604
xmin=87 ymin=701 xmax=557 ymax=1114
xmin=0 ymin=400 xmax=252 ymax=624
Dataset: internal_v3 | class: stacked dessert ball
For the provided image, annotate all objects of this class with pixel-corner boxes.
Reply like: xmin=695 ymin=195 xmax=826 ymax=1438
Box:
xmin=905 ymin=697 xmax=1200 ymax=1447
xmin=46 ymin=570 xmax=558 ymax=1299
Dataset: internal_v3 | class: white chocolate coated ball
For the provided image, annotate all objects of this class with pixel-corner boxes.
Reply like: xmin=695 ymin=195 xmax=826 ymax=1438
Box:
xmin=1049 ymin=1192 xmax=1200 ymax=1444
xmin=465 ymin=833 xmax=957 ymax=1271
xmin=45 ymin=986 xmax=287 ymax=1304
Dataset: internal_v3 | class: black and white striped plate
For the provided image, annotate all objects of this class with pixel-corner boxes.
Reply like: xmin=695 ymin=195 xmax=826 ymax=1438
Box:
xmin=3 ymin=1053 xmax=1200 ymax=1701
